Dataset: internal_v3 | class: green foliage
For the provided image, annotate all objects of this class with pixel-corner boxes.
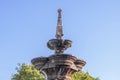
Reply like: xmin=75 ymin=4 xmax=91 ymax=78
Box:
xmin=11 ymin=63 xmax=45 ymax=80
xmin=71 ymin=71 xmax=100 ymax=80
xmin=12 ymin=63 xmax=100 ymax=80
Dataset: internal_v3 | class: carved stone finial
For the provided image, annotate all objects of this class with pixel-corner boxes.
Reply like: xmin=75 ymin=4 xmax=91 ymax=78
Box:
xmin=56 ymin=8 xmax=63 ymax=39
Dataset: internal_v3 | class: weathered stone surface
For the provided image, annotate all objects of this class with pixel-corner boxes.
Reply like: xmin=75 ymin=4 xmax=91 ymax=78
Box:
xmin=31 ymin=9 xmax=86 ymax=80
xmin=47 ymin=39 xmax=72 ymax=54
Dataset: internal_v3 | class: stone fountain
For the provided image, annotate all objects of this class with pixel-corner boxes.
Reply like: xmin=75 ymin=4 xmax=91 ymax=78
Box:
xmin=31 ymin=9 xmax=86 ymax=80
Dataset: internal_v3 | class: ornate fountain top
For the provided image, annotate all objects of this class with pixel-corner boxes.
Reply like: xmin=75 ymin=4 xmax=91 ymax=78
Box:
xmin=56 ymin=9 xmax=63 ymax=39
xmin=47 ymin=9 xmax=72 ymax=54
xmin=31 ymin=9 xmax=86 ymax=80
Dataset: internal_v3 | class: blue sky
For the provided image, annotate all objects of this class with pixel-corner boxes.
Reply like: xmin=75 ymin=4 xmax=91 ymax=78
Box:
xmin=0 ymin=0 xmax=120 ymax=80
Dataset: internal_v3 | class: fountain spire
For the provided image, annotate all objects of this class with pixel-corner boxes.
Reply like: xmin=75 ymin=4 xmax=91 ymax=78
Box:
xmin=47 ymin=9 xmax=72 ymax=54
xmin=56 ymin=9 xmax=63 ymax=39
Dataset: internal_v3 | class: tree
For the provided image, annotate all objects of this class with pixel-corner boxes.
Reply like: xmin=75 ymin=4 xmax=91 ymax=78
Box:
xmin=11 ymin=63 xmax=44 ymax=80
xmin=12 ymin=63 xmax=99 ymax=80
xmin=71 ymin=71 xmax=100 ymax=80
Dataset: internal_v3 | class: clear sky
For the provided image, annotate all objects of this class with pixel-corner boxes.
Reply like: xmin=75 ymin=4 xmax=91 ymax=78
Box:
xmin=0 ymin=0 xmax=120 ymax=80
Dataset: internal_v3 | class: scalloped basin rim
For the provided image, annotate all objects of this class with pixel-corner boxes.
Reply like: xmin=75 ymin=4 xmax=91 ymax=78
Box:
xmin=75 ymin=59 xmax=86 ymax=66
xmin=31 ymin=57 xmax=48 ymax=64
xmin=49 ymin=54 xmax=77 ymax=58
xmin=49 ymin=54 xmax=77 ymax=61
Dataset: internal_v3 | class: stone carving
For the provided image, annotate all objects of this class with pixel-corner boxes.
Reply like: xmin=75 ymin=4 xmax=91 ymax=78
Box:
xmin=31 ymin=9 xmax=86 ymax=80
xmin=47 ymin=9 xmax=72 ymax=54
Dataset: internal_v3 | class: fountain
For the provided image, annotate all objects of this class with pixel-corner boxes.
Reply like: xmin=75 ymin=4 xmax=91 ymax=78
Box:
xmin=31 ymin=9 xmax=86 ymax=80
